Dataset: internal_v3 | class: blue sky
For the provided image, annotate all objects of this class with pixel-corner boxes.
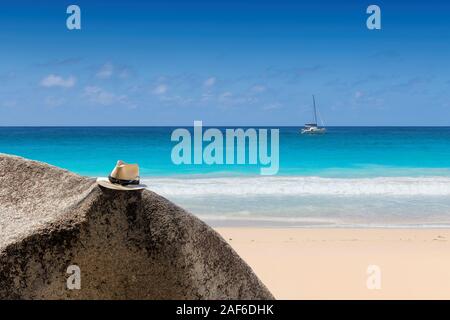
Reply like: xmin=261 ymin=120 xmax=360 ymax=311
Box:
xmin=0 ymin=0 xmax=449 ymax=126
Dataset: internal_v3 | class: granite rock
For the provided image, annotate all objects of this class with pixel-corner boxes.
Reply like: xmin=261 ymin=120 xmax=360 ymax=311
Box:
xmin=0 ymin=154 xmax=273 ymax=299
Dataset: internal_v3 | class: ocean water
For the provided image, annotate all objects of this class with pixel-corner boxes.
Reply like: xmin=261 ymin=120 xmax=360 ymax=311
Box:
xmin=2 ymin=126 xmax=450 ymax=227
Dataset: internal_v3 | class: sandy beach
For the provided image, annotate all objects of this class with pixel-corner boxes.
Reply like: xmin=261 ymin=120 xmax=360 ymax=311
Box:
xmin=216 ymin=228 xmax=450 ymax=299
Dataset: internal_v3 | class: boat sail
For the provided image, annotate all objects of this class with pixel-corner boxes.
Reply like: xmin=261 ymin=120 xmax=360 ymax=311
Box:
xmin=301 ymin=95 xmax=326 ymax=134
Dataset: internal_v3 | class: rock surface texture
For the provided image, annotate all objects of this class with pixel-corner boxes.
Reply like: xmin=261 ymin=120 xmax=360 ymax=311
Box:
xmin=0 ymin=154 xmax=273 ymax=299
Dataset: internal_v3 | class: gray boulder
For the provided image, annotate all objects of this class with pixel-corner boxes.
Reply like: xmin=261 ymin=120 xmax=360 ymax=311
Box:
xmin=0 ymin=154 xmax=273 ymax=299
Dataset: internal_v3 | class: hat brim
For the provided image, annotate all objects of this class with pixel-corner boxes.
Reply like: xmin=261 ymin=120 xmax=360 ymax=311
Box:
xmin=96 ymin=177 xmax=147 ymax=191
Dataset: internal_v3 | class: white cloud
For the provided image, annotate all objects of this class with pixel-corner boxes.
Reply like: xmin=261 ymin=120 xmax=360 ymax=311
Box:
xmin=219 ymin=91 xmax=232 ymax=100
xmin=152 ymin=84 xmax=168 ymax=95
xmin=203 ymin=77 xmax=216 ymax=87
xmin=40 ymin=75 xmax=76 ymax=88
xmin=96 ymin=63 xmax=114 ymax=79
xmin=262 ymin=102 xmax=281 ymax=110
xmin=201 ymin=92 xmax=214 ymax=102
xmin=354 ymin=91 xmax=364 ymax=99
xmin=95 ymin=63 xmax=133 ymax=79
xmin=251 ymin=85 xmax=266 ymax=93
xmin=118 ymin=68 xmax=131 ymax=79
xmin=216 ymin=90 xmax=260 ymax=107
xmin=83 ymin=86 xmax=128 ymax=106
xmin=44 ymin=96 xmax=65 ymax=107
xmin=159 ymin=95 xmax=193 ymax=106
xmin=1 ymin=100 xmax=17 ymax=108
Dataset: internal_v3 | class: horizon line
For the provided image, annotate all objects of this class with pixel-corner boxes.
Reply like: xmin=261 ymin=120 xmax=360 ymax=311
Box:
xmin=1 ymin=125 xmax=450 ymax=128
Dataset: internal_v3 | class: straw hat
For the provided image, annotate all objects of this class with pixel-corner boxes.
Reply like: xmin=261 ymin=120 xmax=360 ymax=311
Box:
xmin=97 ymin=160 xmax=147 ymax=191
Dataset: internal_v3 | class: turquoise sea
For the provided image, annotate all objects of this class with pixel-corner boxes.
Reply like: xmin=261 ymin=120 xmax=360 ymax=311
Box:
xmin=2 ymin=126 xmax=450 ymax=227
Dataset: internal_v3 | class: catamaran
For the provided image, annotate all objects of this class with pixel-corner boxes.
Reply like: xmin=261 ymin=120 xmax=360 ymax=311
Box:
xmin=301 ymin=95 xmax=326 ymax=134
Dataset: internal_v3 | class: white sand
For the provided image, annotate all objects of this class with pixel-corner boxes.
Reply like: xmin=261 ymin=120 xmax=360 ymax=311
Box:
xmin=216 ymin=228 xmax=450 ymax=299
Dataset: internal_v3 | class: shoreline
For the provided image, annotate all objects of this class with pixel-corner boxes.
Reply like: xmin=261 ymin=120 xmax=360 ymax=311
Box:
xmin=204 ymin=219 xmax=450 ymax=229
xmin=215 ymin=227 xmax=450 ymax=299
xmin=144 ymin=175 xmax=450 ymax=229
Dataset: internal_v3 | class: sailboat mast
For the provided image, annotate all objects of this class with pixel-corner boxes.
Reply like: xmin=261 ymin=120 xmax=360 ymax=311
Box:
xmin=312 ymin=95 xmax=318 ymax=125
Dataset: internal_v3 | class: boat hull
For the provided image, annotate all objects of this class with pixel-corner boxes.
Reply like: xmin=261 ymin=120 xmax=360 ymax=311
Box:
xmin=301 ymin=128 xmax=326 ymax=134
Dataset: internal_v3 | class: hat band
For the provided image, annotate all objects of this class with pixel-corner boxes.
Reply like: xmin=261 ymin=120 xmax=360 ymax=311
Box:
xmin=108 ymin=175 xmax=140 ymax=186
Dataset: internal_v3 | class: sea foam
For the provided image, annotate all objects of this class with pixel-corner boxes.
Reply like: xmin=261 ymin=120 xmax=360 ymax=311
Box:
xmin=144 ymin=176 xmax=450 ymax=197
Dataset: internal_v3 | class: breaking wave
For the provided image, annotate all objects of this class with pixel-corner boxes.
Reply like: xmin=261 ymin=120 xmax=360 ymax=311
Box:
xmin=144 ymin=176 xmax=450 ymax=197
